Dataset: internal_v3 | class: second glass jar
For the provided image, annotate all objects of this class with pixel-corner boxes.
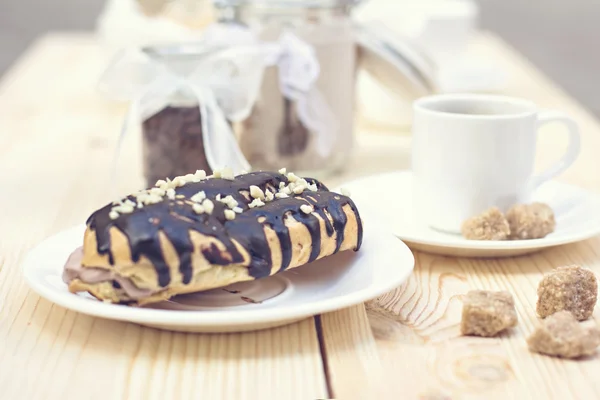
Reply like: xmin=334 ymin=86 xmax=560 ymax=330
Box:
xmin=215 ymin=0 xmax=361 ymax=177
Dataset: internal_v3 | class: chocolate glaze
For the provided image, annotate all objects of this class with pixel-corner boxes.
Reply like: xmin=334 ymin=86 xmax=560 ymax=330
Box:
xmin=86 ymin=171 xmax=363 ymax=288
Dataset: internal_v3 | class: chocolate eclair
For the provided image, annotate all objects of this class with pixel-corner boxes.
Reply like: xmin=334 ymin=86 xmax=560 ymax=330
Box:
xmin=63 ymin=169 xmax=363 ymax=305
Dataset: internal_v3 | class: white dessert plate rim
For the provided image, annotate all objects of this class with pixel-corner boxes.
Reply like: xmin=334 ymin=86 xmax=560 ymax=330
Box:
xmin=21 ymin=215 xmax=414 ymax=328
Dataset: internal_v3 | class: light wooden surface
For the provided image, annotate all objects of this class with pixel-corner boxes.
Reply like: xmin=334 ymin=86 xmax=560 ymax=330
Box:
xmin=1 ymin=31 xmax=600 ymax=400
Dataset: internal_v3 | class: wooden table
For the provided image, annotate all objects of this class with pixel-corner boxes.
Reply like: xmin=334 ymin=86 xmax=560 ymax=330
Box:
xmin=2 ymin=31 xmax=600 ymax=400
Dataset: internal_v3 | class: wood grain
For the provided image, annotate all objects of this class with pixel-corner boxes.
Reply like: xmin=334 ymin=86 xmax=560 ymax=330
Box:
xmin=3 ymin=30 xmax=600 ymax=400
xmin=319 ymin=33 xmax=600 ymax=400
xmin=0 ymin=34 xmax=328 ymax=400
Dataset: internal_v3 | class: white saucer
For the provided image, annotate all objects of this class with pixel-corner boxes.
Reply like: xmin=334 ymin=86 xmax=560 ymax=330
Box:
xmin=21 ymin=216 xmax=414 ymax=333
xmin=343 ymin=171 xmax=600 ymax=258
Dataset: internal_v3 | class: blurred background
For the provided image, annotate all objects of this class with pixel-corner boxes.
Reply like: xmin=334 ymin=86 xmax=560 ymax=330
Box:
xmin=0 ymin=0 xmax=598 ymax=115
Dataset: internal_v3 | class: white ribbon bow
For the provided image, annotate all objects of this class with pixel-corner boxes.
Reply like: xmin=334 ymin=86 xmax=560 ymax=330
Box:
xmin=98 ymin=23 xmax=338 ymax=183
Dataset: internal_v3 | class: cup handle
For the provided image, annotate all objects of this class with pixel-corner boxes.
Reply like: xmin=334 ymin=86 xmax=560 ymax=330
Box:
xmin=529 ymin=110 xmax=581 ymax=191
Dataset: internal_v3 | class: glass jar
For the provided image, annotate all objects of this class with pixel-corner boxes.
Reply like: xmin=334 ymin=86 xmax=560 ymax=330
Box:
xmin=107 ymin=1 xmax=435 ymax=188
xmin=214 ymin=0 xmax=361 ymax=177
xmin=140 ymin=100 xmax=212 ymax=188
xmin=135 ymin=42 xmax=260 ymax=188
xmin=137 ymin=48 xmax=214 ymax=187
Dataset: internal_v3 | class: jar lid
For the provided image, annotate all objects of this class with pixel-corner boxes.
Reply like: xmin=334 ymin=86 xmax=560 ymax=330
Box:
xmin=213 ymin=0 xmax=363 ymax=9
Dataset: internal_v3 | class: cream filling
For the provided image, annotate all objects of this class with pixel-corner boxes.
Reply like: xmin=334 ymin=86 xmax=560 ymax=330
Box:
xmin=62 ymin=247 xmax=157 ymax=300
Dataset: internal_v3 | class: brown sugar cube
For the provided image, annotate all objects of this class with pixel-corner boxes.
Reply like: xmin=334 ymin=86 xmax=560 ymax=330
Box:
xmin=506 ymin=202 xmax=555 ymax=240
xmin=527 ymin=311 xmax=600 ymax=358
xmin=461 ymin=207 xmax=510 ymax=241
xmin=461 ymin=290 xmax=518 ymax=337
xmin=536 ymin=265 xmax=598 ymax=321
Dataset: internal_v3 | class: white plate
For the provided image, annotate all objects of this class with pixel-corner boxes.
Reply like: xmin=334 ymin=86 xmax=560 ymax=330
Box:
xmin=21 ymin=216 xmax=414 ymax=333
xmin=343 ymin=171 xmax=600 ymax=258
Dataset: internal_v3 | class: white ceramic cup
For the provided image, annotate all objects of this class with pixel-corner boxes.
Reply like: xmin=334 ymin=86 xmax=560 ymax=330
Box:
xmin=412 ymin=93 xmax=581 ymax=233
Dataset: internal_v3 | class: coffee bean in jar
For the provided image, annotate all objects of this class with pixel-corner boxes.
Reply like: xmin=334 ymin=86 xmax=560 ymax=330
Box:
xmin=141 ymin=105 xmax=212 ymax=187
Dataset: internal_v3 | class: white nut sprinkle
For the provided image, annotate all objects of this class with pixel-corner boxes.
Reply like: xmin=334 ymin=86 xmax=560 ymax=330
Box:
xmin=250 ymin=185 xmax=265 ymax=200
xmin=219 ymin=195 xmax=236 ymax=208
xmin=287 ymin=172 xmax=299 ymax=182
xmin=308 ymin=183 xmax=318 ymax=192
xmin=202 ymin=199 xmax=214 ymax=214
xmin=183 ymin=173 xmax=196 ymax=183
xmin=300 ymin=204 xmax=314 ymax=214
xmin=119 ymin=203 xmax=135 ymax=213
xmin=265 ymin=190 xmax=274 ymax=202
xmin=213 ymin=169 xmax=222 ymax=178
xmin=224 ymin=209 xmax=236 ymax=220
xmin=146 ymin=194 xmax=163 ymax=204
xmin=221 ymin=167 xmax=235 ymax=180
xmin=149 ymin=187 xmax=165 ymax=196
xmin=192 ymin=204 xmax=205 ymax=214
xmin=216 ymin=194 xmax=222 ymax=201
xmin=279 ymin=168 xmax=287 ymax=175
xmin=224 ymin=195 xmax=238 ymax=208
xmin=155 ymin=179 xmax=167 ymax=188
xmin=341 ymin=187 xmax=351 ymax=197
xmin=135 ymin=194 xmax=146 ymax=203
xmin=279 ymin=182 xmax=286 ymax=189
xmin=124 ymin=199 xmax=136 ymax=207
xmin=137 ymin=203 xmax=144 ymax=209
xmin=293 ymin=185 xmax=306 ymax=195
xmin=194 ymin=170 xmax=207 ymax=179
xmin=166 ymin=188 xmax=176 ymax=200
xmin=172 ymin=176 xmax=186 ymax=188
xmin=281 ymin=186 xmax=292 ymax=195
xmin=191 ymin=191 xmax=206 ymax=203
xmin=275 ymin=192 xmax=289 ymax=199
xmin=233 ymin=206 xmax=243 ymax=214
xmin=109 ymin=210 xmax=119 ymax=220
xmin=249 ymin=198 xmax=266 ymax=208
xmin=111 ymin=206 xmax=127 ymax=214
